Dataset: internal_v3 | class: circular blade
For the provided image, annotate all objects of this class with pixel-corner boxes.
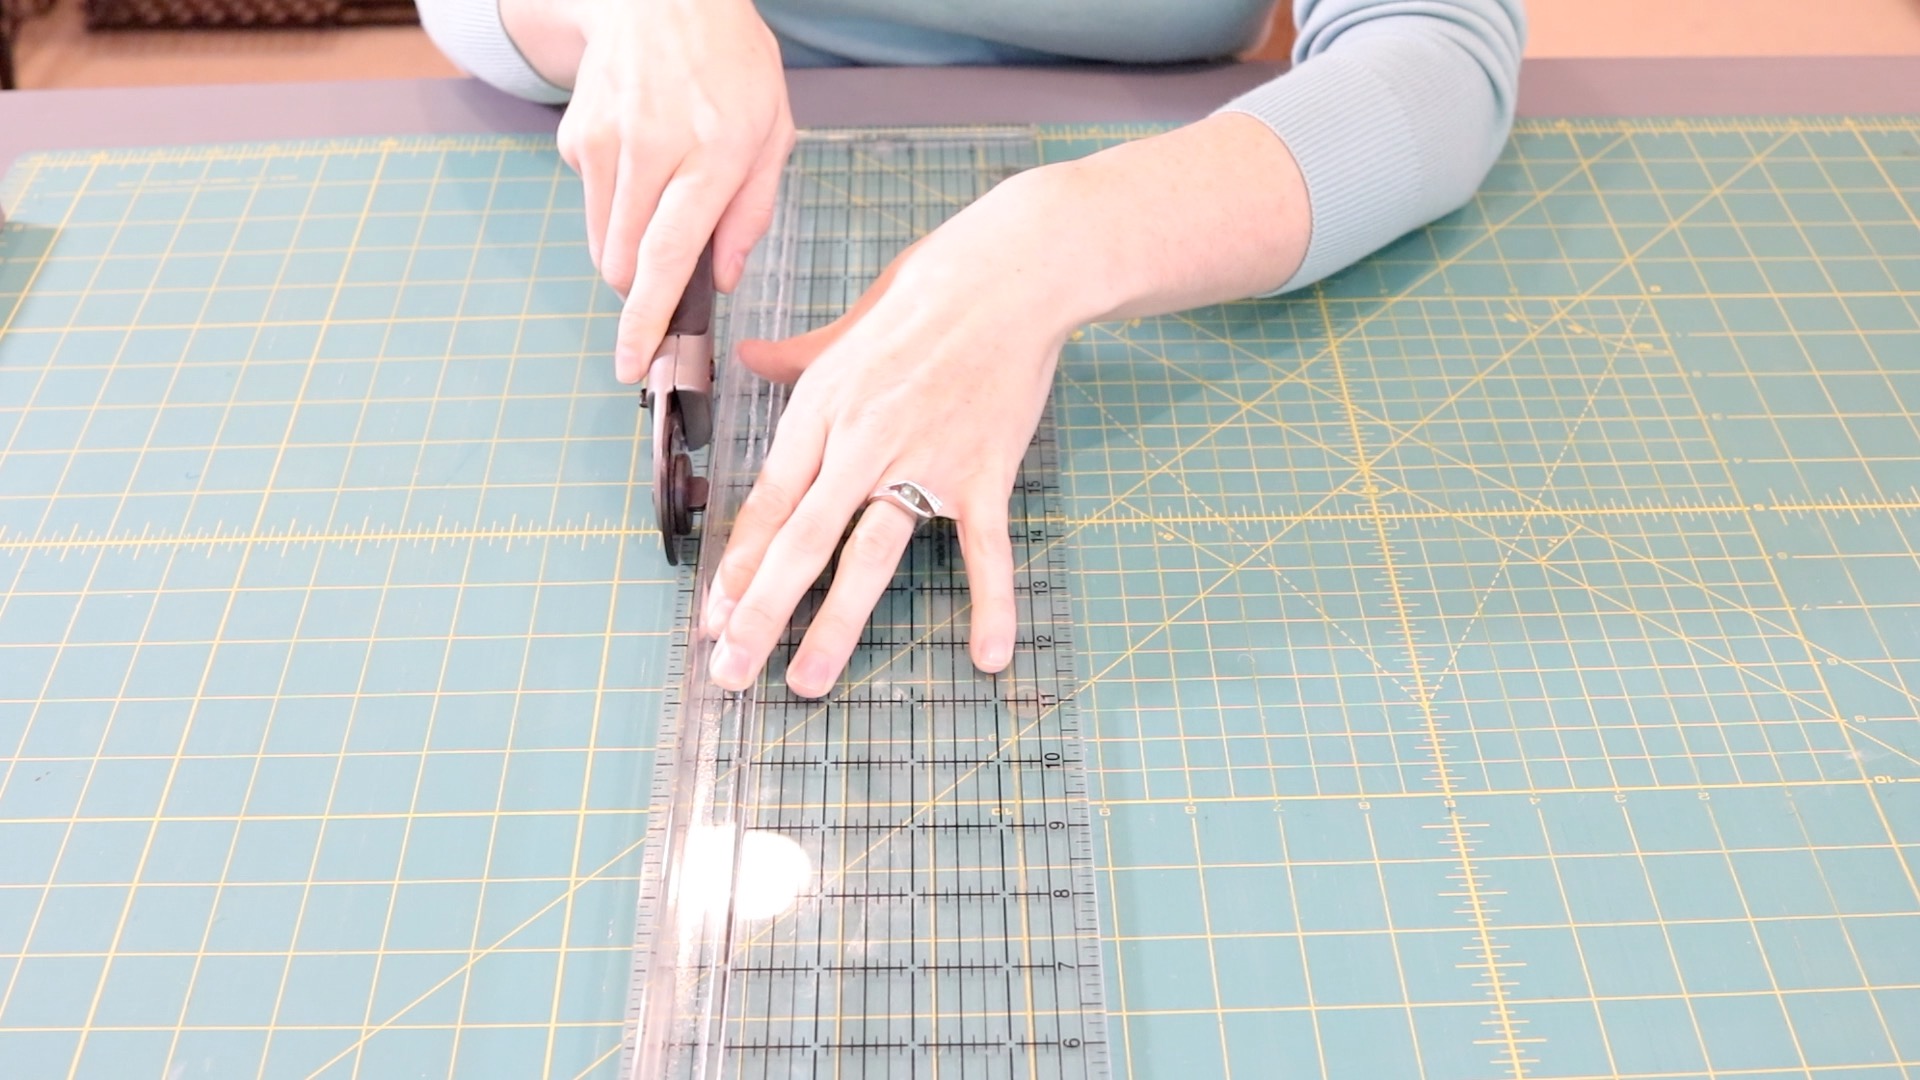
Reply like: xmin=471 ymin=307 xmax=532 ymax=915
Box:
xmin=652 ymin=398 xmax=683 ymax=566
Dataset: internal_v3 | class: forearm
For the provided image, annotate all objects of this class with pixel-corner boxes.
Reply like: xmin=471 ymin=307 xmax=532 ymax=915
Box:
xmin=493 ymin=0 xmax=776 ymax=93
xmin=959 ymin=2 xmax=1524 ymax=331
xmin=930 ymin=113 xmax=1310 ymax=339
xmin=1042 ymin=114 xmax=1313 ymax=324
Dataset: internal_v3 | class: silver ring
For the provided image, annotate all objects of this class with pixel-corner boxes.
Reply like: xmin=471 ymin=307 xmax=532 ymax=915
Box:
xmin=866 ymin=479 xmax=944 ymax=522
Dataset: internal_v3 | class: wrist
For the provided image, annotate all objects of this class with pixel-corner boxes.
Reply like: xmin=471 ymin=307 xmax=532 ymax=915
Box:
xmin=950 ymin=115 xmax=1311 ymax=330
xmin=902 ymin=163 xmax=1136 ymax=342
xmin=996 ymin=161 xmax=1139 ymax=329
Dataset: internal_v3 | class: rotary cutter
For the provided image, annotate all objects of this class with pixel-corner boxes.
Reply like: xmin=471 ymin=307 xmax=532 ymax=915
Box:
xmin=640 ymin=243 xmax=715 ymax=564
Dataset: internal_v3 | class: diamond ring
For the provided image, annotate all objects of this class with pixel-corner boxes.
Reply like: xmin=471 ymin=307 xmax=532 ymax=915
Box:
xmin=865 ymin=479 xmax=944 ymax=522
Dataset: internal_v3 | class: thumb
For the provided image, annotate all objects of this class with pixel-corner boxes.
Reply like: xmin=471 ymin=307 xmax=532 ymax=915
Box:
xmin=735 ymin=250 xmax=903 ymax=382
xmin=737 ymin=320 xmax=844 ymax=383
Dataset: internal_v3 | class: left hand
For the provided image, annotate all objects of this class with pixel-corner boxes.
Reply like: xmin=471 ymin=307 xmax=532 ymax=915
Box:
xmin=697 ymin=169 xmax=1094 ymax=699
xmin=693 ymin=114 xmax=1314 ymax=699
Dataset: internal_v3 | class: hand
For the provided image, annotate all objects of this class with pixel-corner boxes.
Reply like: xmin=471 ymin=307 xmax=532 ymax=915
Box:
xmin=698 ymin=115 xmax=1314 ymax=698
xmin=555 ymin=0 xmax=793 ymax=383
xmin=698 ymin=171 xmax=1101 ymax=699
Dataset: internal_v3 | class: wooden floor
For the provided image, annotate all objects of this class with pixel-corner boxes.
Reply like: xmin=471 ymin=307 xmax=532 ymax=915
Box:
xmin=9 ymin=0 xmax=1920 ymax=91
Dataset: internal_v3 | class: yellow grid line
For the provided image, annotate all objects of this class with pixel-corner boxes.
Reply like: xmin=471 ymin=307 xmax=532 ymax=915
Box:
xmin=2 ymin=116 xmax=1918 ymax=1080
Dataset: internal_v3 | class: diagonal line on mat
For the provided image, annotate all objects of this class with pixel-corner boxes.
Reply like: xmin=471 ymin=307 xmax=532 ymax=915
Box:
xmin=300 ymin=835 xmax=649 ymax=1080
xmin=1420 ymin=298 xmax=1655 ymax=703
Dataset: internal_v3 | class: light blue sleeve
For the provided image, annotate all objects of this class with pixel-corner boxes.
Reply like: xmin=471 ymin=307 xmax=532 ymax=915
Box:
xmin=415 ymin=0 xmax=571 ymax=104
xmin=1215 ymin=0 xmax=1527 ymax=294
xmin=412 ymin=0 xmax=1525 ymax=298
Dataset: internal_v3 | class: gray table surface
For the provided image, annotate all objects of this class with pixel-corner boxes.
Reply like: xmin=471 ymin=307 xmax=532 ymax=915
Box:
xmin=2 ymin=56 xmax=1919 ymax=176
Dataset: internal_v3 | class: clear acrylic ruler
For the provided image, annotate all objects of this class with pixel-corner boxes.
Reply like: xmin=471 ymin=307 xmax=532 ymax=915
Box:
xmin=620 ymin=128 xmax=1112 ymax=1080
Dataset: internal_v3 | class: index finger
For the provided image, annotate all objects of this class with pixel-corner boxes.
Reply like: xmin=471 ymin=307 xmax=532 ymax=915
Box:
xmin=707 ymin=436 xmax=880 ymax=693
xmin=701 ymin=395 xmax=828 ymax=636
xmin=613 ymin=172 xmax=731 ymax=384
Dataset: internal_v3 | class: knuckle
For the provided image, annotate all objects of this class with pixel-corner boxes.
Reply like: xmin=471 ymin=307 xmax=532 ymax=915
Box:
xmin=704 ymin=126 xmax=758 ymax=162
xmin=979 ymin=580 xmax=1016 ymax=615
xmin=617 ymin=303 xmax=658 ymax=340
xmin=621 ymin=125 xmax=675 ymax=163
xmin=559 ymin=119 xmax=613 ymax=162
xmin=967 ymin=551 xmax=1013 ymax=594
xmin=617 ymin=289 xmax=652 ymax=320
xmin=604 ymin=259 xmax=636 ymax=298
xmin=783 ymin=507 xmax=846 ymax=553
xmin=844 ymin=521 xmax=901 ymax=568
xmin=741 ymin=477 xmax=799 ymax=525
xmin=713 ymin=565 xmax=754 ymax=605
xmin=599 ymin=240 xmax=637 ymax=288
xmin=840 ymin=394 xmax=895 ymax=435
xmin=806 ymin=609 xmax=864 ymax=651
xmin=583 ymin=120 xmax=619 ymax=151
xmin=724 ymin=602 xmax=780 ymax=647
xmin=601 ymin=236 xmax=632 ymax=266
xmin=641 ymin=220 xmax=705 ymax=272
xmin=735 ymin=192 xmax=777 ymax=234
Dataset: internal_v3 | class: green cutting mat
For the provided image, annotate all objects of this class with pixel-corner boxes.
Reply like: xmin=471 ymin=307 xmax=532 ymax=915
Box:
xmin=1 ymin=117 xmax=1918 ymax=1079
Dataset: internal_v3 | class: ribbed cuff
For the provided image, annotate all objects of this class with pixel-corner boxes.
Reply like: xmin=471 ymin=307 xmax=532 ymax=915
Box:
xmin=417 ymin=0 xmax=573 ymax=105
xmin=1216 ymin=45 xmax=1427 ymax=296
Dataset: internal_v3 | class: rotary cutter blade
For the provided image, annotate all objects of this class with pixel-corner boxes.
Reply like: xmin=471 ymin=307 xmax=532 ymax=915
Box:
xmin=641 ymin=243 xmax=716 ymax=564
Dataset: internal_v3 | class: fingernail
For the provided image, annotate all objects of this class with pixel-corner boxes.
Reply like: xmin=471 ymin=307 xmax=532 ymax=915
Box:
xmin=789 ymin=656 xmax=831 ymax=698
xmin=710 ymin=638 xmax=749 ymax=689
xmin=726 ymin=251 xmax=748 ymax=289
xmin=979 ymin=640 xmax=1011 ymax=671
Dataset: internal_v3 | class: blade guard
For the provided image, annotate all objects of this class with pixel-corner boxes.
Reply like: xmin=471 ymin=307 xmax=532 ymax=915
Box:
xmin=644 ymin=244 xmax=717 ymax=563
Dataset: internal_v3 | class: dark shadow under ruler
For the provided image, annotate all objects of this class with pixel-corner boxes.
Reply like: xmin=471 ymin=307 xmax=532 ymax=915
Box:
xmin=622 ymin=127 xmax=1112 ymax=1080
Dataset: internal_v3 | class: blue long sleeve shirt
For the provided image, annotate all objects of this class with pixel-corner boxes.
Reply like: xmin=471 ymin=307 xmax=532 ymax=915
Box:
xmin=413 ymin=0 xmax=1525 ymax=295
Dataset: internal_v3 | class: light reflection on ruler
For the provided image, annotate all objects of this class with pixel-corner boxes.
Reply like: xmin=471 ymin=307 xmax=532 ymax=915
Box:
xmin=621 ymin=128 xmax=1112 ymax=1080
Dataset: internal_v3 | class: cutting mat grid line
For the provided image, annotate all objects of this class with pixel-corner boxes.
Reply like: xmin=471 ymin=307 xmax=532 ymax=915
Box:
xmin=0 ymin=117 xmax=1916 ymax=1080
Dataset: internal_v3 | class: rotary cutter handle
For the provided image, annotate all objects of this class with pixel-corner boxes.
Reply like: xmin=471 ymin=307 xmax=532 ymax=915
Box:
xmin=641 ymin=243 xmax=715 ymax=565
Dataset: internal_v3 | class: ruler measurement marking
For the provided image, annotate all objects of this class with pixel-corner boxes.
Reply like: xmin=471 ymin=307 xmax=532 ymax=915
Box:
xmin=620 ymin=130 xmax=1107 ymax=1080
xmin=1322 ymin=280 xmax=1534 ymax=1080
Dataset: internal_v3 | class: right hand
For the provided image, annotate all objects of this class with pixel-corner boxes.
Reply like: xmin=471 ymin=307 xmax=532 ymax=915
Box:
xmin=556 ymin=0 xmax=794 ymax=383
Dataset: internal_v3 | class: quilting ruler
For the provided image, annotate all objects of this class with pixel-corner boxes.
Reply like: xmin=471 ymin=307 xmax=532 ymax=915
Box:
xmin=620 ymin=128 xmax=1112 ymax=1080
